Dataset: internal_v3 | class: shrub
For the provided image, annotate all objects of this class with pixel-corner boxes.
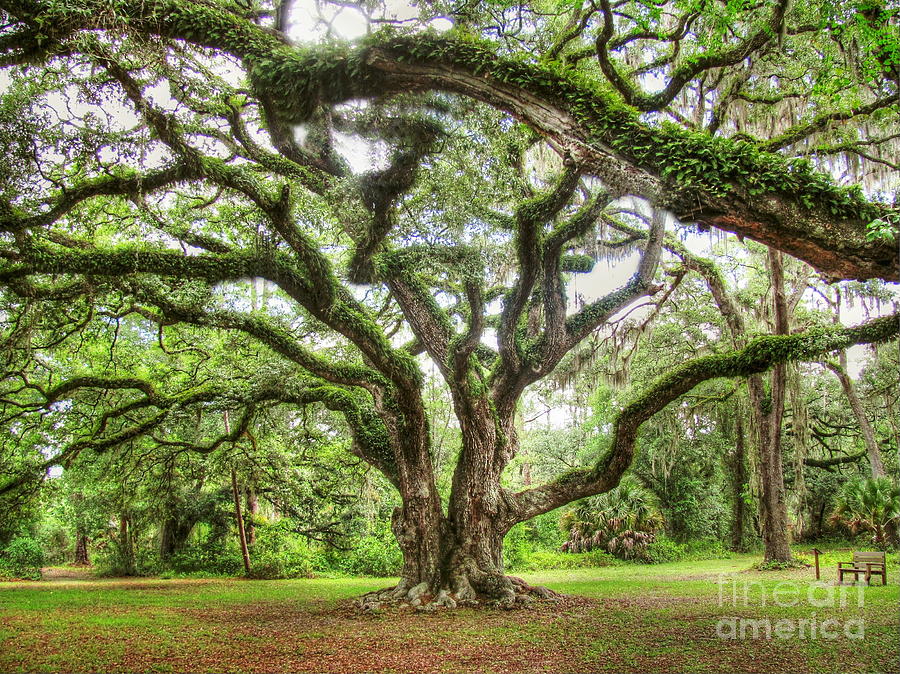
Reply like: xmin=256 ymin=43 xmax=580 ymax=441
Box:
xmin=664 ymin=477 xmax=729 ymax=542
xmin=644 ymin=535 xmax=687 ymax=564
xmin=320 ymin=521 xmax=402 ymax=577
xmin=0 ymin=537 xmax=44 ymax=580
xmin=36 ymin=524 xmax=71 ymax=565
xmin=167 ymin=541 xmax=244 ymax=576
xmin=641 ymin=536 xmax=731 ymax=564
xmin=503 ymin=525 xmax=533 ymax=570
xmin=506 ymin=549 xmax=621 ymax=572
xmin=245 ymin=553 xmax=284 ymax=580
xmin=682 ymin=538 xmax=731 ymax=561
xmin=561 ymin=477 xmax=663 ymax=561
xmin=245 ymin=525 xmax=324 ymax=579
xmin=337 ymin=532 xmax=403 ymax=577
xmin=830 ymin=477 xmax=900 ymax=548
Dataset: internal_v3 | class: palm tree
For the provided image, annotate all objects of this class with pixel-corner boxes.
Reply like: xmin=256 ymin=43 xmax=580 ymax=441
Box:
xmin=561 ymin=476 xmax=663 ymax=560
xmin=830 ymin=477 xmax=900 ymax=548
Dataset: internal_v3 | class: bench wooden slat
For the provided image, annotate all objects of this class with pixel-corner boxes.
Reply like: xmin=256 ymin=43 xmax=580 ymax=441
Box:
xmin=838 ymin=551 xmax=887 ymax=585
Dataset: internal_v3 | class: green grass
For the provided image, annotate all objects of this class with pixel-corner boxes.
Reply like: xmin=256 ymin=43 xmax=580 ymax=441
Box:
xmin=1 ymin=549 xmax=897 ymax=673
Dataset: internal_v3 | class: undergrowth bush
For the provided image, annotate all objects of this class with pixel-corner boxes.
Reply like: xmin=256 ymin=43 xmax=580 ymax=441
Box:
xmin=93 ymin=546 xmax=164 ymax=577
xmin=560 ymin=477 xmax=663 ymax=562
xmin=506 ymin=548 xmax=621 ymax=572
xmin=0 ymin=537 xmax=44 ymax=580
xmin=245 ymin=523 xmax=325 ymax=579
xmin=644 ymin=536 xmax=731 ymax=564
xmin=327 ymin=525 xmax=403 ymax=577
xmin=644 ymin=536 xmax=687 ymax=564
xmin=166 ymin=541 xmax=244 ymax=577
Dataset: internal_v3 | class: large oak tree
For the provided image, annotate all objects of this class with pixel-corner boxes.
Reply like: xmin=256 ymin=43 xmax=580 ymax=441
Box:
xmin=0 ymin=0 xmax=897 ymax=604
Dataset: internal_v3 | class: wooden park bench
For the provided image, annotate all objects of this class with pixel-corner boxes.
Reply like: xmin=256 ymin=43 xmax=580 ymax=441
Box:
xmin=837 ymin=551 xmax=887 ymax=585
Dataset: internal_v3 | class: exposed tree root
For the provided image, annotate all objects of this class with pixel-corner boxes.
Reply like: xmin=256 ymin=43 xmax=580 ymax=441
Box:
xmin=356 ymin=575 xmax=562 ymax=613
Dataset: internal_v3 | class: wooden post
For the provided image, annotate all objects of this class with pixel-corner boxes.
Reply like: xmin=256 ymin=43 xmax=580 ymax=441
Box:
xmin=812 ymin=548 xmax=821 ymax=580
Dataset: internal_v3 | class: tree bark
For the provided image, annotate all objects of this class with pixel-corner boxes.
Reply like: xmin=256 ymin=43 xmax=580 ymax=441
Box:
xmin=443 ymin=406 xmax=515 ymax=601
xmin=749 ymin=369 xmax=792 ymax=563
xmin=231 ymin=467 xmax=252 ymax=575
xmin=750 ymin=249 xmax=793 ymax=564
xmin=370 ymin=402 xmax=553 ymax=608
xmin=384 ymin=394 xmax=446 ymax=597
xmin=826 ymin=354 xmax=885 ymax=477
xmin=74 ymin=530 xmax=90 ymax=566
xmin=245 ymin=486 xmax=258 ymax=545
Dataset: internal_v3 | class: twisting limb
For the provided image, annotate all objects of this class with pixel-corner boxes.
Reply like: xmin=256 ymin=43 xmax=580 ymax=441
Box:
xmin=2 ymin=0 xmax=895 ymax=279
xmin=505 ymin=312 xmax=900 ymax=524
xmin=595 ymin=0 xmax=790 ymax=112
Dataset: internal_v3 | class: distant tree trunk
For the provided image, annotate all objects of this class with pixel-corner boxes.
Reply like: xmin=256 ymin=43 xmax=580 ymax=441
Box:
xmin=826 ymin=354 xmax=885 ymax=477
xmin=159 ymin=517 xmax=194 ymax=561
xmin=816 ymin=501 xmax=827 ymax=538
xmin=223 ymin=410 xmax=251 ymax=574
xmin=729 ymin=415 xmax=750 ymax=551
xmin=231 ymin=468 xmax=252 ymax=575
xmin=245 ymin=486 xmax=258 ymax=545
xmin=118 ymin=514 xmax=136 ymax=575
xmin=74 ymin=530 xmax=90 ymax=566
xmin=749 ymin=369 xmax=792 ymax=563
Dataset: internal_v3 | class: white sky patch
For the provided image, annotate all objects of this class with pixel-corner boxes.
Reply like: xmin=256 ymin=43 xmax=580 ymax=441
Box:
xmin=288 ymin=0 xmax=369 ymax=41
xmin=334 ymin=129 xmax=390 ymax=174
xmin=288 ymin=0 xmax=453 ymax=43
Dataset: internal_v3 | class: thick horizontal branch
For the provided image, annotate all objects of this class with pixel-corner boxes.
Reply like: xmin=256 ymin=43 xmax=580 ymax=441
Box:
xmin=0 ymin=164 xmax=195 ymax=233
xmin=3 ymin=0 xmax=895 ymax=280
xmin=505 ymin=311 xmax=900 ymax=524
xmin=0 ymin=371 xmax=397 ymax=495
xmin=803 ymin=451 xmax=866 ymax=470
xmin=759 ymin=98 xmax=899 ymax=151
xmin=124 ymin=294 xmax=388 ymax=391
xmin=1 ymin=243 xmax=420 ymax=390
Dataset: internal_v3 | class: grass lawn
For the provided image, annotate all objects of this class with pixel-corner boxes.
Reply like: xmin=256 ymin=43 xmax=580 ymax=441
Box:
xmin=1 ymin=549 xmax=897 ymax=673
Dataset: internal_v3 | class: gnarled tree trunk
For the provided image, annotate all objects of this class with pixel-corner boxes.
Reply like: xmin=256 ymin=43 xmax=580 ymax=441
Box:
xmin=367 ymin=402 xmax=553 ymax=609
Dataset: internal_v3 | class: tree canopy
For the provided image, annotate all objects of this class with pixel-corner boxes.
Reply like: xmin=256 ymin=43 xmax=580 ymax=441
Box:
xmin=0 ymin=0 xmax=897 ymax=604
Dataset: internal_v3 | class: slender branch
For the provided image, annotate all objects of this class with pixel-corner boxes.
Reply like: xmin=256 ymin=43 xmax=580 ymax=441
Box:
xmin=760 ymin=98 xmax=899 ymax=151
